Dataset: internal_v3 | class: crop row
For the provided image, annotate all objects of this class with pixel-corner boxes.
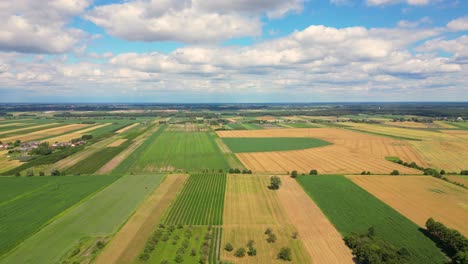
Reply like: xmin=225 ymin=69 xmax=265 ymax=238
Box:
xmin=164 ymin=173 xmax=226 ymax=225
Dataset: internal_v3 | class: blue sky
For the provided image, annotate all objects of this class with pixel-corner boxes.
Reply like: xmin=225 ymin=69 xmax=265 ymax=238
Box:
xmin=0 ymin=0 xmax=467 ymax=102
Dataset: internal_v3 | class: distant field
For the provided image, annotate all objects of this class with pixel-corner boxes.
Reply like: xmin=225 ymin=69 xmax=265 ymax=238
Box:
xmin=134 ymin=129 xmax=229 ymax=172
xmin=0 ymin=151 xmax=21 ymax=173
xmin=218 ymin=128 xmax=422 ymax=174
xmin=222 ymin=175 xmax=312 ymax=264
xmin=350 ymin=175 xmax=468 ymax=236
xmin=0 ymin=175 xmax=119 ymax=257
xmin=163 ymin=173 xmax=226 ymax=225
xmin=222 ymin=137 xmax=330 ymax=153
xmin=298 ymin=175 xmax=446 ymax=264
xmin=0 ymin=124 xmax=90 ymax=143
xmin=278 ymin=122 xmax=324 ymax=128
xmin=0 ymin=174 xmax=164 ymax=264
xmin=44 ymin=123 xmax=111 ymax=143
xmin=444 ymin=121 xmax=468 ymax=129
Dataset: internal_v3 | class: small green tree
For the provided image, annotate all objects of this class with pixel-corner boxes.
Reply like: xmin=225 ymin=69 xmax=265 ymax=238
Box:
xmin=247 ymin=246 xmax=257 ymax=256
xmin=26 ymin=170 xmax=34 ymax=177
xmin=39 ymin=171 xmax=45 ymax=176
xmin=440 ymin=170 xmax=446 ymax=175
xmin=265 ymin=228 xmax=273 ymax=235
xmin=366 ymin=171 xmax=371 ymax=175
xmin=247 ymin=240 xmax=254 ymax=247
xmin=269 ymin=176 xmax=281 ymax=190
xmin=225 ymin=243 xmax=234 ymax=252
xmin=51 ymin=169 xmax=60 ymax=176
xmin=234 ymin=247 xmax=246 ymax=257
xmin=309 ymin=169 xmax=318 ymax=175
xmin=174 ymin=254 xmax=184 ymax=263
xmin=291 ymin=170 xmax=298 ymax=178
xmin=361 ymin=171 xmax=366 ymax=175
xmin=278 ymin=247 xmax=292 ymax=261
xmin=390 ymin=170 xmax=399 ymax=175
xmin=266 ymin=233 xmax=277 ymax=243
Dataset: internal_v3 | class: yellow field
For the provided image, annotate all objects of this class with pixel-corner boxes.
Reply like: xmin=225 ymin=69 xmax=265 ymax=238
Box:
xmin=95 ymin=174 xmax=187 ymax=264
xmin=341 ymin=123 xmax=468 ymax=171
xmin=384 ymin=121 xmax=433 ymax=128
xmin=434 ymin=121 xmax=458 ymax=128
xmin=350 ymin=176 xmax=468 ymax=236
xmin=222 ymin=175 xmax=311 ymax=263
xmin=0 ymin=123 xmax=59 ymax=138
xmin=0 ymin=150 xmax=22 ymax=173
xmin=277 ymin=177 xmax=354 ymax=263
xmin=45 ymin=123 xmax=111 ymax=143
xmin=107 ymin=139 xmax=127 ymax=147
xmin=0 ymin=124 xmax=90 ymax=143
xmin=217 ymin=128 xmax=423 ymax=174
xmin=446 ymin=175 xmax=468 ymax=186
xmin=116 ymin=123 xmax=139 ymax=134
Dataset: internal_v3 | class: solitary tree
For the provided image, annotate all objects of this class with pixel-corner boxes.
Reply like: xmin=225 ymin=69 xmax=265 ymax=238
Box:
xmin=269 ymin=176 xmax=282 ymax=190
xmin=278 ymin=247 xmax=292 ymax=261
xmin=309 ymin=169 xmax=318 ymax=175
xmin=234 ymin=247 xmax=246 ymax=257
xmin=390 ymin=170 xmax=400 ymax=175
xmin=291 ymin=170 xmax=298 ymax=178
xmin=225 ymin=243 xmax=234 ymax=252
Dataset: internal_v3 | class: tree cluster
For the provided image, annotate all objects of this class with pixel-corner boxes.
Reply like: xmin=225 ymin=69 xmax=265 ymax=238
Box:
xmin=228 ymin=168 xmax=252 ymax=174
xmin=269 ymin=176 xmax=281 ymax=190
xmin=425 ymin=218 xmax=468 ymax=263
xmin=344 ymin=227 xmax=411 ymax=264
xmin=361 ymin=171 xmax=371 ymax=175
xmin=460 ymin=170 xmax=468 ymax=175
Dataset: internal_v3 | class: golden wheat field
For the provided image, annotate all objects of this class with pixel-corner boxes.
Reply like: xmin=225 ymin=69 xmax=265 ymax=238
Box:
xmin=341 ymin=123 xmax=468 ymax=171
xmin=222 ymin=175 xmax=311 ymax=263
xmin=0 ymin=123 xmax=59 ymax=137
xmin=0 ymin=150 xmax=22 ymax=173
xmin=45 ymin=123 xmax=111 ymax=143
xmin=116 ymin=123 xmax=139 ymax=133
xmin=0 ymin=124 xmax=90 ymax=143
xmin=277 ymin=177 xmax=354 ymax=264
xmin=217 ymin=128 xmax=423 ymax=174
xmin=350 ymin=176 xmax=468 ymax=236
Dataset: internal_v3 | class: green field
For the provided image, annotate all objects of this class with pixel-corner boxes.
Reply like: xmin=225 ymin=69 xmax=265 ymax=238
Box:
xmin=134 ymin=130 xmax=229 ymax=172
xmin=444 ymin=121 xmax=468 ymax=129
xmin=66 ymin=143 xmax=130 ymax=175
xmin=0 ymin=174 xmax=164 ymax=264
xmin=163 ymin=173 xmax=226 ymax=225
xmin=297 ymin=175 xmax=446 ymax=264
xmin=222 ymin=137 xmax=331 ymax=153
xmin=0 ymin=175 xmax=120 ymax=257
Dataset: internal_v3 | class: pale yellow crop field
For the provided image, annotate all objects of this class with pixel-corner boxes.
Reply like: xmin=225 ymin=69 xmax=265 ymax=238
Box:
xmin=0 ymin=150 xmax=22 ymax=173
xmin=0 ymin=124 xmax=90 ymax=143
xmin=45 ymin=123 xmax=111 ymax=143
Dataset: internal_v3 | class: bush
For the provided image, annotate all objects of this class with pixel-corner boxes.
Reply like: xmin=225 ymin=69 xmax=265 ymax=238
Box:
xmin=390 ymin=170 xmax=399 ymax=175
xmin=225 ymin=243 xmax=234 ymax=252
xmin=247 ymin=240 xmax=254 ymax=247
xmin=269 ymin=176 xmax=281 ymax=190
xmin=174 ymin=254 xmax=184 ymax=263
xmin=234 ymin=247 xmax=246 ymax=257
xmin=440 ymin=170 xmax=446 ymax=175
xmin=265 ymin=228 xmax=272 ymax=235
xmin=51 ymin=169 xmax=61 ymax=176
xmin=26 ymin=170 xmax=34 ymax=177
xmin=291 ymin=170 xmax=298 ymax=178
xmin=266 ymin=233 xmax=277 ymax=243
xmin=247 ymin=246 xmax=257 ymax=256
xmin=39 ymin=171 xmax=45 ymax=176
xmin=139 ymin=253 xmax=150 ymax=261
xmin=277 ymin=247 xmax=292 ymax=261
xmin=309 ymin=169 xmax=318 ymax=175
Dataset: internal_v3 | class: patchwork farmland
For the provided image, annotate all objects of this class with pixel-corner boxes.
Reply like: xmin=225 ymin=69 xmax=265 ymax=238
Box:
xmin=0 ymin=105 xmax=466 ymax=264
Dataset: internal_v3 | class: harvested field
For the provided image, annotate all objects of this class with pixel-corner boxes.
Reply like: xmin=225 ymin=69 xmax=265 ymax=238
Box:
xmin=223 ymin=137 xmax=330 ymax=153
xmin=277 ymin=177 xmax=354 ymax=264
xmin=107 ymin=138 xmax=127 ymax=147
xmin=45 ymin=123 xmax=111 ymax=143
xmin=0 ymin=124 xmax=90 ymax=143
xmin=115 ymin=123 xmax=139 ymax=133
xmin=0 ymin=151 xmax=22 ymax=173
xmin=217 ymin=128 xmax=423 ymax=174
xmin=94 ymin=174 xmax=187 ymax=264
xmin=222 ymin=175 xmax=311 ymax=263
xmin=350 ymin=175 xmax=468 ymax=236
xmin=0 ymin=123 xmax=26 ymax=128
xmin=434 ymin=121 xmax=458 ymax=128
xmin=256 ymin=116 xmax=277 ymax=121
xmin=0 ymin=123 xmax=59 ymax=138
xmin=165 ymin=124 xmax=209 ymax=132
xmin=384 ymin=121 xmax=433 ymax=128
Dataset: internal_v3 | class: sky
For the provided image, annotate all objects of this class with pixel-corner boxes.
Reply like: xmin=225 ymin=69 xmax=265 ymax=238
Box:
xmin=0 ymin=0 xmax=467 ymax=103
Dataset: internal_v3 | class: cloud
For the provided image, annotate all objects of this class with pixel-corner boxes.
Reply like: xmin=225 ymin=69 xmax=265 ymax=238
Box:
xmin=0 ymin=0 xmax=90 ymax=54
xmin=447 ymin=17 xmax=468 ymax=31
xmin=397 ymin=17 xmax=431 ymax=28
xmin=416 ymin=36 xmax=468 ymax=63
xmin=2 ymin=24 xmax=465 ymax=102
xmin=84 ymin=0 xmax=303 ymax=43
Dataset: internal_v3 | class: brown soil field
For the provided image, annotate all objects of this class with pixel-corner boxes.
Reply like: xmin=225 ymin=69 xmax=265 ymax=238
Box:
xmin=350 ymin=175 xmax=468 ymax=236
xmin=277 ymin=177 xmax=354 ymax=264
xmin=0 ymin=123 xmax=59 ymax=137
xmin=0 ymin=150 xmax=22 ymax=173
xmin=222 ymin=175 xmax=311 ymax=263
xmin=94 ymin=174 xmax=188 ymax=264
xmin=217 ymin=128 xmax=423 ymax=174
xmin=116 ymin=123 xmax=139 ymax=133
xmin=0 ymin=124 xmax=90 ymax=143
xmin=446 ymin=175 xmax=468 ymax=186
xmin=45 ymin=123 xmax=110 ymax=143
xmin=107 ymin=138 xmax=127 ymax=147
